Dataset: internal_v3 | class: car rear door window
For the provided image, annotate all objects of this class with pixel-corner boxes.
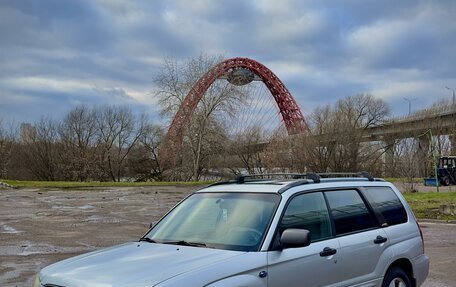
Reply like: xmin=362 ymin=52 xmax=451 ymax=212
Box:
xmin=363 ymin=187 xmax=408 ymax=226
xmin=325 ymin=190 xmax=377 ymax=235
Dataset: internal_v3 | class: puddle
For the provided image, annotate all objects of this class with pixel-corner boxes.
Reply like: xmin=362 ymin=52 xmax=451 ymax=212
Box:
xmin=0 ymin=242 xmax=91 ymax=256
xmin=86 ymin=215 xmax=123 ymax=223
xmin=51 ymin=204 xmax=94 ymax=211
xmin=51 ymin=205 xmax=74 ymax=210
xmin=0 ymin=223 xmax=23 ymax=234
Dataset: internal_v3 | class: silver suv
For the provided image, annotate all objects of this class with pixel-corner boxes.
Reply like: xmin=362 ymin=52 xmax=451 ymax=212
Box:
xmin=35 ymin=173 xmax=429 ymax=287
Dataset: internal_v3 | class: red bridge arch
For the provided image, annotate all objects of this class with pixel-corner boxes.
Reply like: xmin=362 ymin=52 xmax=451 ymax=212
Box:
xmin=162 ymin=57 xmax=307 ymax=166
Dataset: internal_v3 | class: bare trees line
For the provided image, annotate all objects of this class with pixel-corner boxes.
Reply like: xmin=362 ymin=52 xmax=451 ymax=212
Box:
xmin=1 ymin=106 xmax=162 ymax=182
xmin=0 ymin=97 xmax=453 ymax=182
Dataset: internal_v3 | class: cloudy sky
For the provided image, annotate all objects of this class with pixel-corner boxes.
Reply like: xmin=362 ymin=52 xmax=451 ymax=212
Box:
xmin=1 ymin=0 xmax=455 ymax=125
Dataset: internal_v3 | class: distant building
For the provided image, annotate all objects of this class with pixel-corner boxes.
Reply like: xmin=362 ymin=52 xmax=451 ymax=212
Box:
xmin=20 ymin=123 xmax=35 ymax=143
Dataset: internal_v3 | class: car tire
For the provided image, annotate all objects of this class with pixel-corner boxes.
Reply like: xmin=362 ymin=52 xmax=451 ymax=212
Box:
xmin=382 ymin=267 xmax=412 ymax=287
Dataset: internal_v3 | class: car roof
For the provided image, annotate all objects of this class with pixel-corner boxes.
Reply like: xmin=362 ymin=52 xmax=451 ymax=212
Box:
xmin=199 ymin=173 xmax=389 ymax=194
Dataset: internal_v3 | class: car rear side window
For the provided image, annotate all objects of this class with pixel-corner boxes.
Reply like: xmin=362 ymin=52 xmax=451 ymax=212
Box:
xmin=363 ymin=187 xmax=408 ymax=226
xmin=325 ymin=190 xmax=377 ymax=235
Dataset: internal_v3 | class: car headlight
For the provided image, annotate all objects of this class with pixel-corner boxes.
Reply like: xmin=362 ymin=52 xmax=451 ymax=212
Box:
xmin=33 ymin=273 xmax=41 ymax=287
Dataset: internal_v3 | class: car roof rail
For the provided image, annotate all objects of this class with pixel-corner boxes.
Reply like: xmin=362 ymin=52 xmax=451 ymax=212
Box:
xmin=306 ymin=172 xmax=321 ymax=183
xmin=235 ymin=173 xmax=321 ymax=184
xmin=208 ymin=171 xmax=378 ymax=187
xmin=318 ymin=171 xmax=375 ymax=181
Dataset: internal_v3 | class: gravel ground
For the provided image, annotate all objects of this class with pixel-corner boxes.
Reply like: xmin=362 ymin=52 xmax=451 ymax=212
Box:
xmin=0 ymin=185 xmax=455 ymax=287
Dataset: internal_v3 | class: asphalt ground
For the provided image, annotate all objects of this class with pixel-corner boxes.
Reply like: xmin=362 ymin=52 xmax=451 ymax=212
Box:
xmin=0 ymin=186 xmax=455 ymax=287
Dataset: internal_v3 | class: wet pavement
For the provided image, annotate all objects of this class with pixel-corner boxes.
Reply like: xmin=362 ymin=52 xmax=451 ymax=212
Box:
xmin=420 ymin=222 xmax=456 ymax=287
xmin=0 ymin=186 xmax=455 ymax=287
xmin=0 ymin=186 xmax=196 ymax=287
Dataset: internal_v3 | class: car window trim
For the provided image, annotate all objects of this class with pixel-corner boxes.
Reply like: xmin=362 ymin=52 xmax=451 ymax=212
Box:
xmin=322 ymin=191 xmax=337 ymax=238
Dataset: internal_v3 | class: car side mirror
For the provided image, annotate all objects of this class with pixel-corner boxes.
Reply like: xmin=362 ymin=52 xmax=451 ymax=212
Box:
xmin=280 ymin=228 xmax=311 ymax=249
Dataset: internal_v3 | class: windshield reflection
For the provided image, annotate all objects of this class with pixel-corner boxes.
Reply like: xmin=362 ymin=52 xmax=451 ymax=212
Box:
xmin=145 ymin=192 xmax=280 ymax=251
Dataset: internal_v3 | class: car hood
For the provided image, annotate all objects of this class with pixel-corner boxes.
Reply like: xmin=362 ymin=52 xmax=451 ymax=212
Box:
xmin=41 ymin=242 xmax=245 ymax=287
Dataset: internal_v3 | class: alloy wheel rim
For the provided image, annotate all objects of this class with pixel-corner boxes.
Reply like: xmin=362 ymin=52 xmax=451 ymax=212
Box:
xmin=389 ymin=277 xmax=407 ymax=287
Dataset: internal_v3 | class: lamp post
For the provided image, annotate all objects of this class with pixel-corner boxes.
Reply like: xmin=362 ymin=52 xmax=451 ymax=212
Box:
xmin=403 ymin=97 xmax=417 ymax=115
xmin=418 ymin=129 xmax=440 ymax=192
xmin=445 ymin=86 xmax=455 ymax=105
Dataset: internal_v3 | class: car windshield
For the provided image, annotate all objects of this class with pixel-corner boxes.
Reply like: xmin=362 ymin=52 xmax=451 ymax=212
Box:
xmin=144 ymin=192 xmax=280 ymax=252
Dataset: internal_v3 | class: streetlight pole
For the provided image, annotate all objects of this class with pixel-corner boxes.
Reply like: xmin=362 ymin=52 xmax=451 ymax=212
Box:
xmin=403 ymin=97 xmax=417 ymax=115
xmin=445 ymin=86 xmax=455 ymax=105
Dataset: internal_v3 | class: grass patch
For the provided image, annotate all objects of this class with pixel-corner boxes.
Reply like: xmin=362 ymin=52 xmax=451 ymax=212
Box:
xmin=385 ymin=177 xmax=422 ymax=183
xmin=403 ymin=192 xmax=456 ymax=221
xmin=1 ymin=180 xmax=214 ymax=189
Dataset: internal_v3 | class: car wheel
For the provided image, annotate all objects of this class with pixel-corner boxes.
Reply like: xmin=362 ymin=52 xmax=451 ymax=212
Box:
xmin=382 ymin=267 xmax=411 ymax=287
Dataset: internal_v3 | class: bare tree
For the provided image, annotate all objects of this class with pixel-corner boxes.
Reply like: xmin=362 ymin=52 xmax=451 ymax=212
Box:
xmin=262 ymin=129 xmax=292 ymax=173
xmin=331 ymin=94 xmax=390 ymax=172
xmin=154 ymin=53 xmax=247 ymax=180
xmin=154 ymin=53 xmax=225 ymax=118
xmin=227 ymin=126 xmax=265 ymax=175
xmin=262 ymin=94 xmax=390 ymax=175
xmin=95 ymin=105 xmax=147 ymax=182
xmin=127 ymin=124 xmax=165 ymax=181
xmin=305 ymin=105 xmax=339 ymax=172
xmin=22 ymin=117 xmax=61 ymax=180
xmin=59 ymin=105 xmax=97 ymax=181
xmin=394 ymin=138 xmax=420 ymax=192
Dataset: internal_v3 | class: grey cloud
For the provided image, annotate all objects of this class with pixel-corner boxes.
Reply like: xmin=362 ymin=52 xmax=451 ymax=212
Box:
xmin=1 ymin=1 xmax=114 ymax=51
xmin=0 ymin=0 xmax=455 ymax=124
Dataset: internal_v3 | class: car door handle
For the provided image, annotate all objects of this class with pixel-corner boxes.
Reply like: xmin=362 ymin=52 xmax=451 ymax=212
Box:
xmin=320 ymin=247 xmax=337 ymax=257
xmin=374 ymin=235 xmax=387 ymax=244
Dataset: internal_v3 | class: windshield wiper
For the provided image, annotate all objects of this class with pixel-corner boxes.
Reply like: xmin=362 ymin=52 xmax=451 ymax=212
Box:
xmin=139 ymin=237 xmax=157 ymax=243
xmin=139 ymin=238 xmax=208 ymax=248
xmin=162 ymin=240 xmax=208 ymax=248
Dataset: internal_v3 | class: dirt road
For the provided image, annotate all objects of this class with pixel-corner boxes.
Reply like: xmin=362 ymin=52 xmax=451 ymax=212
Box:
xmin=0 ymin=186 xmax=455 ymax=287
